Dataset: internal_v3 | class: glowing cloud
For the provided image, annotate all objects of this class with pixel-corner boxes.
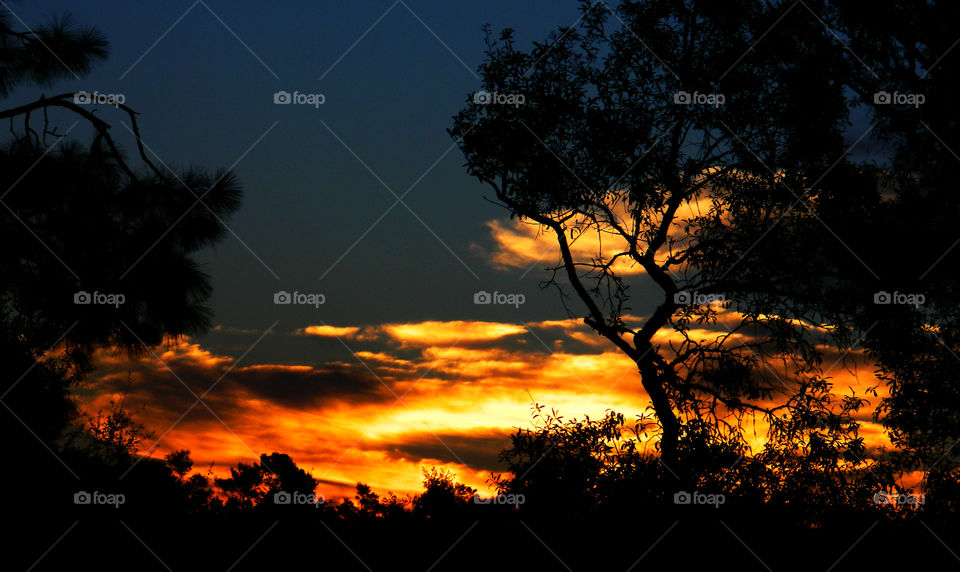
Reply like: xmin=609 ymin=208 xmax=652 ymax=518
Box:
xmin=76 ymin=315 xmax=888 ymax=501
xmin=299 ymin=325 xmax=362 ymax=337
xmin=484 ymin=218 xmax=643 ymax=275
xmin=380 ymin=320 xmax=528 ymax=346
xmin=480 ymin=186 xmax=728 ymax=275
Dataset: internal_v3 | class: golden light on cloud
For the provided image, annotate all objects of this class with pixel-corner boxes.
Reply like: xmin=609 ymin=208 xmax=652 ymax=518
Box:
xmin=527 ymin=318 xmax=585 ymax=330
xmin=484 ymin=218 xmax=644 ymax=275
xmin=299 ymin=325 xmax=362 ymax=337
xmin=75 ymin=314 xmax=892 ymax=501
xmin=380 ymin=320 xmax=527 ymax=346
xmin=480 ymin=179 xmax=734 ymax=276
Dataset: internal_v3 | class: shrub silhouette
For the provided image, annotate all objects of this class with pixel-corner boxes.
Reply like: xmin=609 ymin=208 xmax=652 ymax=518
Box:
xmin=412 ymin=467 xmax=477 ymax=519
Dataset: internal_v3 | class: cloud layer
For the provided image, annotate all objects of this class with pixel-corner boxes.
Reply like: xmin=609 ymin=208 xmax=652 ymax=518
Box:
xmin=77 ymin=312 xmax=887 ymax=499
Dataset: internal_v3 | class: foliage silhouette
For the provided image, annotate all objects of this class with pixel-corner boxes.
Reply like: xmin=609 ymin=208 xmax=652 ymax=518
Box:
xmin=0 ymin=10 xmax=107 ymax=97
xmin=817 ymin=1 xmax=960 ymax=517
xmin=165 ymin=448 xmax=194 ymax=481
xmin=0 ymin=18 xmax=241 ymax=367
xmin=412 ymin=467 xmax=477 ymax=519
xmin=450 ymin=0 xmax=878 ymax=487
xmin=0 ymin=1 xmax=240 ymax=525
xmin=450 ymin=0 xmax=960 ymax=515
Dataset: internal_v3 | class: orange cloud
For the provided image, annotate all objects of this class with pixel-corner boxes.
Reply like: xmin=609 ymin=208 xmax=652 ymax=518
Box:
xmin=76 ymin=315 xmax=890 ymax=502
xmin=299 ymin=325 xmax=362 ymax=337
xmin=480 ymin=192 xmax=724 ymax=275
xmin=478 ymin=166 xmax=769 ymax=286
xmin=380 ymin=320 xmax=527 ymax=346
xmin=527 ymin=318 xmax=585 ymax=330
xmin=484 ymin=218 xmax=643 ymax=275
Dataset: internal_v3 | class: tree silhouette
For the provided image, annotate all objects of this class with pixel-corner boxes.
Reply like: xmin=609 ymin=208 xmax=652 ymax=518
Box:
xmin=350 ymin=482 xmax=410 ymax=519
xmin=0 ymin=15 xmax=241 ymax=367
xmin=822 ymin=1 xmax=960 ymax=515
xmin=0 ymin=11 xmax=107 ymax=97
xmin=0 ymin=135 xmax=242 ymax=363
xmin=80 ymin=395 xmax=152 ymax=461
xmin=495 ymin=405 xmax=651 ymax=514
xmin=165 ymin=449 xmax=194 ymax=481
xmin=0 ymin=5 xmax=109 ymax=437
xmin=0 ymin=4 xmax=242 ymax=523
xmin=215 ymin=452 xmax=319 ymax=511
xmin=451 ymin=0 xmax=877 ymax=485
xmin=412 ymin=467 xmax=476 ymax=518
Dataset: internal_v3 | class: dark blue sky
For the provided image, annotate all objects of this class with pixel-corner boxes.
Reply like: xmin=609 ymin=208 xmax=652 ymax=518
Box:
xmin=10 ymin=0 xmax=884 ymax=367
xmin=12 ymin=1 xmax=605 ymax=363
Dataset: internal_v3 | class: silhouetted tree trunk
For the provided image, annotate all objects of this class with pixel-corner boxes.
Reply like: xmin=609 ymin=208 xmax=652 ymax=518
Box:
xmin=452 ymin=0 xmax=873 ymax=482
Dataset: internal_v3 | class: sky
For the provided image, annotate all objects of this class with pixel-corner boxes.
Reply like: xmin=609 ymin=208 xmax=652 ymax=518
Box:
xmin=8 ymin=0 xmax=891 ymax=498
xmin=11 ymin=0 xmax=615 ymax=358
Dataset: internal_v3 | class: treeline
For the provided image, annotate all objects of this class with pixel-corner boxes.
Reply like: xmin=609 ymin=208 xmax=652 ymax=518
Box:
xmin=5 ymin=361 xmax=942 ymax=528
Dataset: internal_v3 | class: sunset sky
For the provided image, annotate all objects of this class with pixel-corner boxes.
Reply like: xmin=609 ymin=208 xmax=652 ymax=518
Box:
xmin=79 ymin=311 xmax=888 ymax=498
xmin=16 ymin=1 xmax=891 ymax=498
